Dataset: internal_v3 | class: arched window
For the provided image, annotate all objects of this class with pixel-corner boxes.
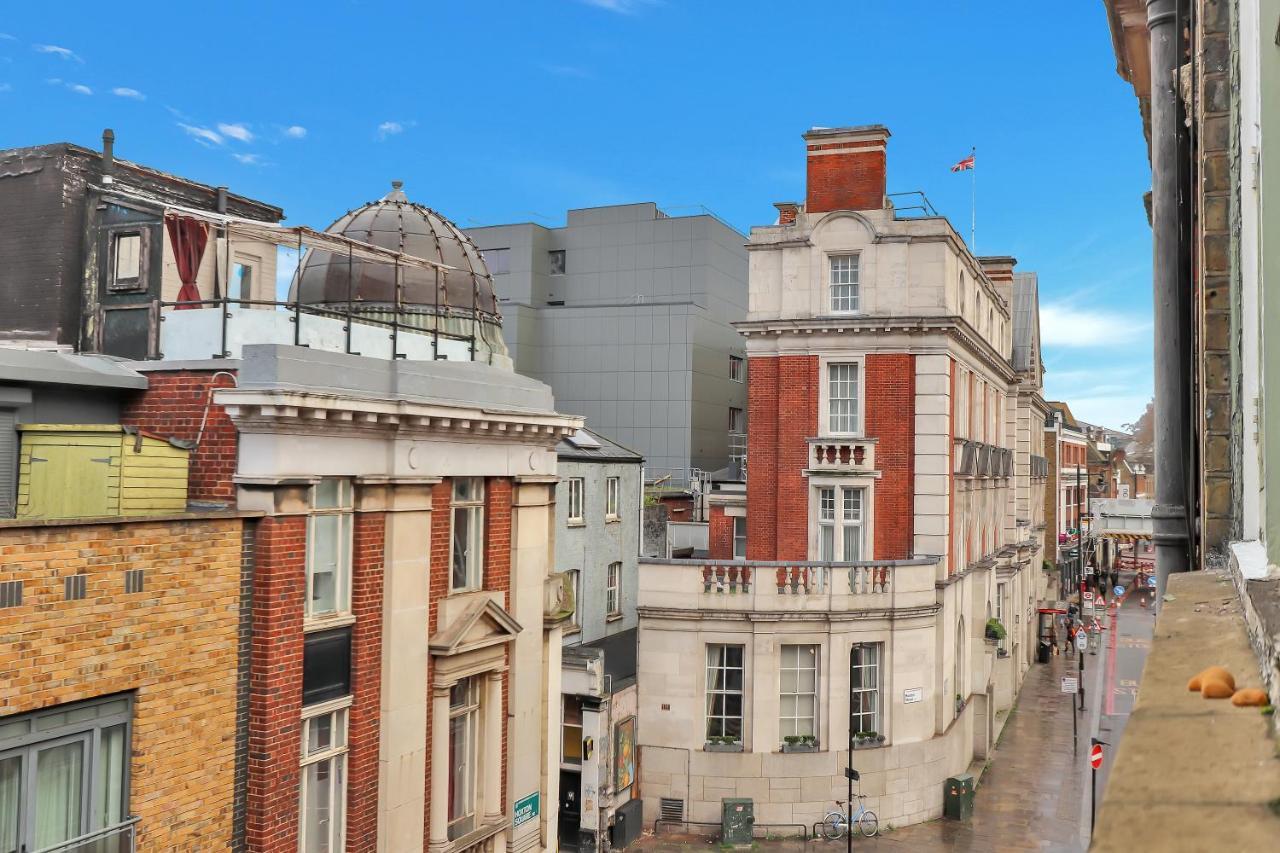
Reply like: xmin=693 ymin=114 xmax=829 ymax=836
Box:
xmin=955 ymin=616 xmax=966 ymax=710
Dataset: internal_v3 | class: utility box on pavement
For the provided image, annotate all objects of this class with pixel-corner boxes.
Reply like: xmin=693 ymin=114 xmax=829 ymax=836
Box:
xmin=943 ymin=774 xmax=975 ymax=821
xmin=721 ymin=798 xmax=754 ymax=845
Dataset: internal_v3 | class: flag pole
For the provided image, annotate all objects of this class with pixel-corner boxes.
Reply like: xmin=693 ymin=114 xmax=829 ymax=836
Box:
xmin=970 ymin=146 xmax=977 ymax=253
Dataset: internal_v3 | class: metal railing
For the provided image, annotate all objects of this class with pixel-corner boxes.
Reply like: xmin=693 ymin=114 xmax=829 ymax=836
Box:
xmin=887 ymin=190 xmax=941 ymax=218
xmin=39 ymin=818 xmax=137 ymax=853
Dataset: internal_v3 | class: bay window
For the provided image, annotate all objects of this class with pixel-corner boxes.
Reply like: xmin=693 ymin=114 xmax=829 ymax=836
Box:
xmin=307 ymin=479 xmax=353 ymax=620
xmin=451 ymin=478 xmax=485 ymax=592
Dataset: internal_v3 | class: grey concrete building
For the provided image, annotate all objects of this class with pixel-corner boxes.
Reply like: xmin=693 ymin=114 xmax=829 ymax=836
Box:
xmin=466 ymin=203 xmax=749 ymax=474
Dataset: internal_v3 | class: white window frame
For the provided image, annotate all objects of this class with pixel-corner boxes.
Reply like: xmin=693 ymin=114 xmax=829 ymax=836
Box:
xmin=704 ymin=643 xmax=745 ymax=743
xmin=732 ymin=516 xmax=747 ymax=559
xmin=779 ymin=644 xmax=818 ymax=740
xmin=232 ymin=252 xmax=261 ymax=303
xmin=306 ymin=478 xmax=354 ymax=624
xmin=819 ymin=355 xmax=865 ymax=438
xmin=450 ymin=478 xmax=485 ymax=593
xmin=849 ymin=643 xmax=882 ymax=737
xmin=605 ymin=476 xmax=620 ymax=522
xmin=566 ymin=478 xmax=585 ymax=526
xmin=447 ymin=678 xmax=480 ymax=841
xmin=606 ymin=562 xmax=622 ymax=616
xmin=828 ymin=253 xmax=860 ymax=314
xmin=299 ymin=697 xmax=350 ymax=853
xmin=812 ymin=482 xmax=870 ymax=562
xmin=565 ymin=569 xmax=581 ymax=629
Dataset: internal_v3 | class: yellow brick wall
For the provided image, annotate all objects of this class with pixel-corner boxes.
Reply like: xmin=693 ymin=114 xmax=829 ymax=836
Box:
xmin=0 ymin=515 xmax=244 ymax=851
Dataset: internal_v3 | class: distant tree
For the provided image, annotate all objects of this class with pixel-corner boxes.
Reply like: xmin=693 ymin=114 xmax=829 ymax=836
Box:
xmin=1123 ymin=399 xmax=1155 ymax=462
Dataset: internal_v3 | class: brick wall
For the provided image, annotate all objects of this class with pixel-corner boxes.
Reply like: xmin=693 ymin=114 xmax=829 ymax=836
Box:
xmin=745 ymin=355 xmax=817 ymax=560
xmin=1044 ymin=436 xmax=1059 ymax=559
xmin=246 ymin=514 xmax=306 ymax=853
xmin=347 ymin=510 xmax=385 ymax=852
xmin=0 ymin=515 xmax=244 ymax=850
xmin=707 ymin=504 xmax=732 ymax=559
xmin=805 ymin=143 xmax=886 ymax=214
xmin=121 ymin=370 xmax=239 ymax=505
xmin=865 ymin=354 xmax=916 ymax=560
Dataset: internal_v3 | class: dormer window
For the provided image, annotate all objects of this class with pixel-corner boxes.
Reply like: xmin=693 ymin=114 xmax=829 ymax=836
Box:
xmin=829 ymin=254 xmax=859 ymax=313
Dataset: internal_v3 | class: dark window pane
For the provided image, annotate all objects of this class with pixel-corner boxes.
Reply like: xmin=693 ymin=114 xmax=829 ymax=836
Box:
xmin=303 ymin=627 xmax=352 ymax=706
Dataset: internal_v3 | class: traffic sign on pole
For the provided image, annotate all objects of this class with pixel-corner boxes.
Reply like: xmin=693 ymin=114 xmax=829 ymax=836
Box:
xmin=1113 ymin=585 xmax=1125 ymax=598
xmin=1089 ymin=743 xmax=1103 ymax=769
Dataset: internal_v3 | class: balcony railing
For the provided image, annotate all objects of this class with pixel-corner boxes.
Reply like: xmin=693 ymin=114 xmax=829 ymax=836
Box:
xmin=1029 ymin=455 xmax=1049 ymax=479
xmin=806 ymin=437 xmax=877 ymax=473
xmin=640 ymin=557 xmax=940 ymax=614
xmin=41 ymin=818 xmax=137 ymax=853
xmin=954 ymin=439 xmax=1012 ymax=479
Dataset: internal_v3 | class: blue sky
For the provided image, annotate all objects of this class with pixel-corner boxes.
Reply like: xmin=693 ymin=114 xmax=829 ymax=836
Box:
xmin=0 ymin=1 xmax=1153 ymax=428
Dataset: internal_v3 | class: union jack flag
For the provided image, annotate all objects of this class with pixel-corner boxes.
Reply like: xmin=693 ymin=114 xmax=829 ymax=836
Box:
xmin=950 ymin=152 xmax=975 ymax=172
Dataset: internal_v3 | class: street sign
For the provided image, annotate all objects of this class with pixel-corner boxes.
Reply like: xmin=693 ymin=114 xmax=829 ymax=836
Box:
xmin=1083 ymin=591 xmax=1094 ymax=602
xmin=1076 ymin=631 xmax=1088 ymax=652
xmin=1146 ymin=575 xmax=1157 ymax=588
xmin=514 ymin=792 xmax=540 ymax=828
xmin=1061 ymin=676 xmax=1078 ymax=694
xmin=1089 ymin=743 xmax=1103 ymax=769
xmin=1113 ymin=585 xmax=1126 ymax=598
xmin=1085 ymin=565 xmax=1095 ymax=576
xmin=844 ymin=767 xmax=860 ymax=781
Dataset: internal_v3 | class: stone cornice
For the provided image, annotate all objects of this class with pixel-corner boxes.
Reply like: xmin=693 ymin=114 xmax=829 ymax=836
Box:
xmin=737 ymin=315 xmax=1018 ymax=383
xmin=217 ymin=389 xmax=582 ymax=447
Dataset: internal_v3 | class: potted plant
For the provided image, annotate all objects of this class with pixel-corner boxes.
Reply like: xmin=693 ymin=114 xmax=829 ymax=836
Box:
xmin=955 ymin=694 xmax=965 ymax=714
xmin=984 ymin=618 xmax=1007 ymax=642
xmin=705 ymin=735 xmax=743 ymax=753
xmin=852 ymin=731 xmax=882 ymax=749
xmin=781 ymin=734 xmax=818 ymax=753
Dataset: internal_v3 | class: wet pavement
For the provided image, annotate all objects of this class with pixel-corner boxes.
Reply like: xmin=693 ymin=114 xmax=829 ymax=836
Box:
xmin=636 ymin=625 xmax=1142 ymax=853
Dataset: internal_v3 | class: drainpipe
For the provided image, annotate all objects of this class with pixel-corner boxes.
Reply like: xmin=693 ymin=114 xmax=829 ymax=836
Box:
xmin=1147 ymin=0 xmax=1190 ymax=597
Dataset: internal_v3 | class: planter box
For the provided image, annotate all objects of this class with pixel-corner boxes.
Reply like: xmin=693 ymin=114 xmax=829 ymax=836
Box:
xmin=780 ymin=742 xmax=818 ymax=753
xmin=704 ymin=742 xmax=743 ymax=753
xmin=852 ymin=739 xmax=884 ymax=750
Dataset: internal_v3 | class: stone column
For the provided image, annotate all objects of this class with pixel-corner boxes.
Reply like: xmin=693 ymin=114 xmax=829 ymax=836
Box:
xmin=484 ymin=670 xmax=504 ymax=822
xmin=428 ymin=684 xmax=452 ymax=852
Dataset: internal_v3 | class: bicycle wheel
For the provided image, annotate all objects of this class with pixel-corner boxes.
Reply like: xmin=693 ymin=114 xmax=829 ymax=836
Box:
xmin=820 ymin=812 xmax=847 ymax=841
xmin=858 ymin=811 xmax=879 ymax=838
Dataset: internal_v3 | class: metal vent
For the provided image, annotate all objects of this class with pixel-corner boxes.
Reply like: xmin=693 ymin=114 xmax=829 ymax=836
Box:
xmin=659 ymin=798 xmax=685 ymax=823
xmin=0 ymin=580 xmax=21 ymax=608
xmin=124 ymin=569 xmax=145 ymax=594
xmin=64 ymin=574 xmax=87 ymax=601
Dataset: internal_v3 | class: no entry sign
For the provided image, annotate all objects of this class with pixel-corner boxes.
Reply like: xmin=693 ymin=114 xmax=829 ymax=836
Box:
xmin=1090 ymin=743 xmax=1103 ymax=770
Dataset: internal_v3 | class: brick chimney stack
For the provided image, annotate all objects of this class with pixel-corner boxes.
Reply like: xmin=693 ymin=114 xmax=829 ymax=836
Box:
xmin=803 ymin=125 xmax=891 ymax=214
xmin=977 ymin=255 xmax=1017 ymax=304
xmin=773 ymin=201 xmax=800 ymax=226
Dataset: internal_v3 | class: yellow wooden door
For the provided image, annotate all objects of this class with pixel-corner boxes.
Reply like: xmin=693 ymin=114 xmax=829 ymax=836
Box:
xmin=25 ymin=444 xmax=113 ymax=518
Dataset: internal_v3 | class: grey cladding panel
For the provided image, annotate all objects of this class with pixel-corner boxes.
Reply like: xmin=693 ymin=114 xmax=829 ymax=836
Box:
xmin=0 ymin=409 xmax=15 ymax=517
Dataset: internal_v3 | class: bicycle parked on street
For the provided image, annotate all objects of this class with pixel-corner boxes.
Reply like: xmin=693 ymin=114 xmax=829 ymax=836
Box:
xmin=820 ymin=794 xmax=878 ymax=839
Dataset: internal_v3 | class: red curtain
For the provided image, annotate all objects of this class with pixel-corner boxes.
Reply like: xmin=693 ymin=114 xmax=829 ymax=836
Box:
xmin=166 ymin=215 xmax=209 ymax=309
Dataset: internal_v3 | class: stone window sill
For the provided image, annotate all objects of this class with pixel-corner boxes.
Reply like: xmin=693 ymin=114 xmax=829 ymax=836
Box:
xmin=303 ymin=613 xmax=356 ymax=634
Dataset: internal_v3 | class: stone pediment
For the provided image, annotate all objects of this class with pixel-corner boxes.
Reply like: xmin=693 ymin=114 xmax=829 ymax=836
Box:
xmin=429 ymin=596 xmax=523 ymax=657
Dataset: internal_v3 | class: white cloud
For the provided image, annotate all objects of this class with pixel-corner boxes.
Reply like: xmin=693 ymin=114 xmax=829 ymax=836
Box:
xmin=1039 ymin=303 xmax=1151 ymax=348
xmin=576 ymin=0 xmax=658 ymax=13
xmin=377 ymin=120 xmax=404 ymax=140
xmin=0 ymin=83 xmax=11 ymax=93
xmin=68 ymin=83 xmax=91 ymax=95
xmin=283 ymin=125 xmax=307 ymax=139
xmin=217 ymin=122 xmax=254 ymax=142
xmin=232 ymin=152 xmax=262 ymax=165
xmin=178 ymin=123 xmax=223 ymax=147
xmin=0 ymin=33 xmax=16 ymax=41
xmin=112 ymin=87 xmax=144 ymax=100
xmin=33 ymin=44 xmax=82 ymax=62
xmin=45 ymin=77 xmax=61 ymax=85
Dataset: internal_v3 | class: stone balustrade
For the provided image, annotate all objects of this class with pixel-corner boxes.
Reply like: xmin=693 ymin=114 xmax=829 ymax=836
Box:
xmin=806 ymin=436 xmax=877 ymax=473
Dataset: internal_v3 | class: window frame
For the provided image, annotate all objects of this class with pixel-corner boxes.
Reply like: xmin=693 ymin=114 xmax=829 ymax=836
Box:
xmin=447 ymin=678 xmax=481 ymax=840
xmin=606 ymin=561 xmax=622 ymax=617
xmin=819 ymin=357 xmax=865 ymax=438
xmin=827 ymin=253 xmax=861 ymax=314
xmin=0 ymin=695 xmax=134 ymax=852
xmin=732 ymin=516 xmax=747 ymax=560
xmin=306 ymin=478 xmax=354 ymax=624
xmin=849 ymin=643 xmax=882 ymax=737
xmin=549 ymin=249 xmax=566 ymax=276
xmin=604 ymin=476 xmax=621 ymax=522
xmin=779 ymin=644 xmax=819 ymax=740
xmin=450 ymin=477 xmax=486 ymax=593
xmin=566 ymin=478 xmax=585 ymax=526
xmin=299 ymin=697 xmax=350 ymax=853
xmin=232 ymin=252 xmax=261 ymax=303
xmin=813 ymin=484 xmax=869 ymax=562
xmin=480 ymin=247 xmax=511 ymax=276
xmin=728 ymin=406 xmax=745 ymax=434
xmin=107 ymin=228 xmax=148 ymax=293
xmin=561 ymin=695 xmax=583 ymax=767
xmin=729 ymin=355 xmax=745 ymax=382
xmin=704 ymin=643 xmax=745 ymax=744
xmin=565 ymin=569 xmax=581 ymax=629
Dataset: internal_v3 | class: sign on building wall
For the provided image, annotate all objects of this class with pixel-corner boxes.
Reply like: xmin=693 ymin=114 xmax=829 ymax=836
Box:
xmin=903 ymin=687 xmax=923 ymax=704
xmin=614 ymin=716 xmax=636 ymax=794
xmin=514 ymin=792 xmax=540 ymax=828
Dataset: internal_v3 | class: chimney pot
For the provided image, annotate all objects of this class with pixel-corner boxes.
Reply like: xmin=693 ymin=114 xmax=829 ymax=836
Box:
xmin=101 ymin=128 xmax=115 ymax=180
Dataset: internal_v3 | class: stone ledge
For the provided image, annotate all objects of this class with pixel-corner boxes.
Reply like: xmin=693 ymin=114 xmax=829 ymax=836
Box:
xmin=1093 ymin=571 xmax=1280 ymax=852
